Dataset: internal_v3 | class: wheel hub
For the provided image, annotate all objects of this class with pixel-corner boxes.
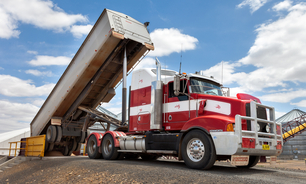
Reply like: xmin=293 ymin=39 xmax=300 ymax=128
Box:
xmin=187 ymin=138 xmax=205 ymax=162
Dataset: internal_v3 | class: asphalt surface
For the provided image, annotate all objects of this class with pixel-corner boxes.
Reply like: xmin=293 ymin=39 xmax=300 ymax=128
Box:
xmin=1 ymin=156 xmax=306 ymax=184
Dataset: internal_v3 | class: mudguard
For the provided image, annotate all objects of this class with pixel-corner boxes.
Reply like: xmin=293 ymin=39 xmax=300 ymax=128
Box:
xmin=181 ymin=115 xmax=235 ymax=133
xmin=103 ymin=131 xmax=126 ymax=147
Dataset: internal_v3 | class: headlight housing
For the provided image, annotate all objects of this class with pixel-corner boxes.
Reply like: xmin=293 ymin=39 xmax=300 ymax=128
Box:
xmin=257 ymin=123 xmax=260 ymax=132
xmin=265 ymin=124 xmax=270 ymax=133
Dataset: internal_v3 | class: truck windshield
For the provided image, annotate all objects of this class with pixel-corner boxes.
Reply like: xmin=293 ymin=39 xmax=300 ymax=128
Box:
xmin=190 ymin=78 xmax=223 ymax=96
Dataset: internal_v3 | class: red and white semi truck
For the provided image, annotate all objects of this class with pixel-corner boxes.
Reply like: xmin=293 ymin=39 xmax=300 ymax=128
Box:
xmin=87 ymin=59 xmax=283 ymax=169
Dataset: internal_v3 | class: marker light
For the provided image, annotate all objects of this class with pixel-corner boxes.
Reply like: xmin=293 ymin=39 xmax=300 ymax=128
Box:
xmin=227 ymin=124 xmax=234 ymax=132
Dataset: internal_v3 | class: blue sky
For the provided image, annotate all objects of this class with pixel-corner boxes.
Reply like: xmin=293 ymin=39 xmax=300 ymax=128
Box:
xmin=0 ymin=0 xmax=306 ymax=133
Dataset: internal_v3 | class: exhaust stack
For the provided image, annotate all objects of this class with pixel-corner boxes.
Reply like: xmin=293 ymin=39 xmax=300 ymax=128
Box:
xmin=150 ymin=58 xmax=163 ymax=130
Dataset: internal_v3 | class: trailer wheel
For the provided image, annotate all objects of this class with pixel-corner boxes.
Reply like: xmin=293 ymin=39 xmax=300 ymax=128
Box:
xmin=69 ymin=138 xmax=78 ymax=152
xmin=102 ymin=134 xmax=119 ymax=160
xmin=63 ymin=146 xmax=69 ymax=156
xmin=46 ymin=125 xmax=57 ymax=143
xmin=74 ymin=143 xmax=82 ymax=152
xmin=55 ymin=126 xmax=62 ymax=143
xmin=181 ymin=130 xmax=216 ymax=170
xmin=47 ymin=143 xmax=54 ymax=152
xmin=237 ymin=156 xmax=260 ymax=168
xmin=87 ymin=135 xmax=101 ymax=159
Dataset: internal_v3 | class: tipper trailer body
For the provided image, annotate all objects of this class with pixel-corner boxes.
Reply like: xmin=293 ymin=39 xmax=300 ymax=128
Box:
xmin=30 ymin=9 xmax=154 ymax=155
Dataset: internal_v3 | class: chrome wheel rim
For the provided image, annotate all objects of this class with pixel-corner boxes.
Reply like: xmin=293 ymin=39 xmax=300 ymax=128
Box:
xmin=89 ymin=140 xmax=96 ymax=154
xmin=103 ymin=139 xmax=112 ymax=155
xmin=187 ymin=138 xmax=205 ymax=162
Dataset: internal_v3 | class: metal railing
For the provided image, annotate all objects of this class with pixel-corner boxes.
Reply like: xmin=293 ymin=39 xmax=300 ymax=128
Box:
xmin=8 ymin=141 xmax=26 ymax=156
xmin=8 ymin=135 xmax=46 ymax=157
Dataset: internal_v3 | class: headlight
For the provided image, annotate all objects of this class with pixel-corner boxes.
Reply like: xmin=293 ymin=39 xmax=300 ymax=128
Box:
xmin=257 ymin=123 xmax=260 ymax=132
xmin=265 ymin=125 xmax=270 ymax=133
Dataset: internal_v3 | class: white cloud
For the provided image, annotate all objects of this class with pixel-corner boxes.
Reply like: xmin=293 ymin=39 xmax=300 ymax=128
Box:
xmin=0 ymin=100 xmax=39 ymax=133
xmin=28 ymin=55 xmax=71 ymax=66
xmin=0 ymin=0 xmax=88 ymax=39
xmin=237 ymin=0 xmax=268 ymax=13
xmin=25 ymin=69 xmax=53 ymax=77
xmin=27 ymin=50 xmax=38 ymax=55
xmin=0 ymin=67 xmax=3 ymax=70
xmin=273 ymin=0 xmax=292 ymax=11
xmin=148 ymin=28 xmax=198 ymax=57
xmin=70 ymin=24 xmax=93 ymax=38
xmin=200 ymin=61 xmax=244 ymax=85
xmin=0 ymin=6 xmax=20 ymax=39
xmin=32 ymin=98 xmax=45 ymax=107
xmin=203 ymin=1 xmax=306 ymax=104
xmin=291 ymin=100 xmax=306 ymax=107
xmin=259 ymin=89 xmax=306 ymax=103
xmin=134 ymin=57 xmax=157 ymax=70
xmin=0 ymin=75 xmax=54 ymax=97
xmin=101 ymin=102 xmax=122 ymax=114
xmin=275 ymin=111 xmax=286 ymax=119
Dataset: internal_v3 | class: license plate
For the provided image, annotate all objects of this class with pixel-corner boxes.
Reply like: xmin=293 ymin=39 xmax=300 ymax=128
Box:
xmin=231 ymin=155 xmax=249 ymax=166
xmin=262 ymin=144 xmax=270 ymax=150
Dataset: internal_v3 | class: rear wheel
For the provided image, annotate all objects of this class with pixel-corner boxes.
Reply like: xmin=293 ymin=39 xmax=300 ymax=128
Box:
xmin=46 ymin=125 xmax=57 ymax=143
xmin=181 ymin=130 xmax=216 ymax=170
xmin=101 ymin=134 xmax=119 ymax=160
xmin=55 ymin=126 xmax=62 ymax=143
xmin=237 ymin=156 xmax=260 ymax=168
xmin=87 ymin=135 xmax=101 ymax=159
xmin=47 ymin=143 xmax=54 ymax=152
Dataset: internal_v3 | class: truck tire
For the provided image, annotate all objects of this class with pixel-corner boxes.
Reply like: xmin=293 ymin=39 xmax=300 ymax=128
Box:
xmin=74 ymin=143 xmax=82 ymax=152
xmin=102 ymin=134 xmax=119 ymax=160
xmin=237 ymin=156 xmax=260 ymax=168
xmin=47 ymin=143 xmax=54 ymax=152
xmin=46 ymin=125 xmax=57 ymax=143
xmin=55 ymin=126 xmax=62 ymax=143
xmin=87 ymin=135 xmax=101 ymax=159
xmin=181 ymin=130 xmax=216 ymax=170
xmin=63 ymin=146 xmax=70 ymax=156
xmin=69 ymin=138 xmax=78 ymax=152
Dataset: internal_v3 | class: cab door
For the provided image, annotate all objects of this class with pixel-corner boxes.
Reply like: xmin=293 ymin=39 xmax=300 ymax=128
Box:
xmin=164 ymin=80 xmax=189 ymax=130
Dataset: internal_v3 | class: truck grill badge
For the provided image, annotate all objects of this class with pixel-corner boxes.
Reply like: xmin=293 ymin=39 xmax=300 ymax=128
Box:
xmin=216 ymin=105 xmax=221 ymax=109
xmin=139 ymin=79 xmax=143 ymax=83
xmin=175 ymin=104 xmax=180 ymax=109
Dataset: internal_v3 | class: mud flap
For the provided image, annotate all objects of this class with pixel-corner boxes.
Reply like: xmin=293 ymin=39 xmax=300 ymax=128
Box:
xmin=231 ymin=155 xmax=249 ymax=166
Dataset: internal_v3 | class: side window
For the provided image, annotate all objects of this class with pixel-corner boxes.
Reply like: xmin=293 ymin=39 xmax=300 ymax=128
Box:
xmin=168 ymin=80 xmax=189 ymax=101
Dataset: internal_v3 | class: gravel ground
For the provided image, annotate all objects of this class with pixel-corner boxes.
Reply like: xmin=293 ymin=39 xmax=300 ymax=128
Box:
xmin=1 ymin=156 xmax=306 ymax=184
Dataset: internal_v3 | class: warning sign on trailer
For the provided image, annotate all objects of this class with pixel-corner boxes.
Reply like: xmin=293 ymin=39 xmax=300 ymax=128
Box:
xmin=231 ymin=155 xmax=249 ymax=166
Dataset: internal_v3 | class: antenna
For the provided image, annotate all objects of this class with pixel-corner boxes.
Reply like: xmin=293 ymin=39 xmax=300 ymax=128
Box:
xmin=179 ymin=44 xmax=183 ymax=74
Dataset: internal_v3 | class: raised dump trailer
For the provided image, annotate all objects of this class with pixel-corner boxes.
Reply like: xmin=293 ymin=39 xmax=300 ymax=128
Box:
xmin=30 ymin=9 xmax=154 ymax=155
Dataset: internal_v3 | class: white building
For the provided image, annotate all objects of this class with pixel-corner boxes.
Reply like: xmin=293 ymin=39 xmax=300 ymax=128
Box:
xmin=0 ymin=128 xmax=30 ymax=155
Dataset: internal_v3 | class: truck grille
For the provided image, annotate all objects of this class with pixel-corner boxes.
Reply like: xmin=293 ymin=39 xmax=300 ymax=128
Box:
xmin=245 ymin=103 xmax=271 ymax=134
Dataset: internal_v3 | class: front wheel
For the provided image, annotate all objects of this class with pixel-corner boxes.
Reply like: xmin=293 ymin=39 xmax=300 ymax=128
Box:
xmin=181 ymin=130 xmax=216 ymax=170
xmin=101 ymin=134 xmax=119 ymax=160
